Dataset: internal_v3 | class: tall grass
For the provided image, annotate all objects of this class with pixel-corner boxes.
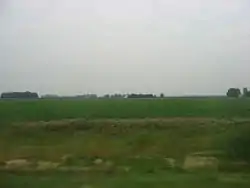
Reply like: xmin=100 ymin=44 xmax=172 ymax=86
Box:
xmin=0 ymin=118 xmax=233 ymax=161
xmin=1 ymin=170 xmax=250 ymax=188
xmin=216 ymin=123 xmax=250 ymax=162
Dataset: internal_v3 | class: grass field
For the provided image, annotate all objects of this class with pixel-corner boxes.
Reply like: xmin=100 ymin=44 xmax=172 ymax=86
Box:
xmin=1 ymin=98 xmax=250 ymax=123
xmin=2 ymin=171 xmax=250 ymax=188
xmin=1 ymin=98 xmax=250 ymax=187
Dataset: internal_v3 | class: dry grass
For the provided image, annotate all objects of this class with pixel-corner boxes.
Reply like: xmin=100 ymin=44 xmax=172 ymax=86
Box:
xmin=1 ymin=118 xmax=250 ymax=188
xmin=1 ymin=118 xmax=245 ymax=161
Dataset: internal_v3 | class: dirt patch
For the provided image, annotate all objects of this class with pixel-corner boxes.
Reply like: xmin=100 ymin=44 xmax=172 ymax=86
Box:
xmin=183 ymin=155 xmax=219 ymax=171
xmin=5 ymin=159 xmax=33 ymax=170
xmin=12 ymin=117 xmax=236 ymax=128
xmin=36 ymin=161 xmax=60 ymax=170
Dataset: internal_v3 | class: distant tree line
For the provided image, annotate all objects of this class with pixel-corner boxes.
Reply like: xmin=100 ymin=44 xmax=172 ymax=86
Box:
xmin=1 ymin=92 xmax=166 ymax=99
xmin=99 ymin=94 xmax=126 ymax=99
xmin=41 ymin=94 xmax=126 ymax=99
xmin=1 ymin=92 xmax=39 ymax=99
xmin=41 ymin=93 xmax=163 ymax=99
xmin=3 ymin=88 xmax=250 ymax=99
xmin=127 ymin=94 xmax=157 ymax=99
xmin=227 ymin=88 xmax=250 ymax=98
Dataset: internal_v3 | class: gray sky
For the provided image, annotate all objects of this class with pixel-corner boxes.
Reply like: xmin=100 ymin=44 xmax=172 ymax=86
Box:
xmin=0 ymin=0 xmax=250 ymax=96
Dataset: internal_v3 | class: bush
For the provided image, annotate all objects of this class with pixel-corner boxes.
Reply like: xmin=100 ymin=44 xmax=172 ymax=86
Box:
xmin=1 ymin=91 xmax=39 ymax=99
xmin=226 ymin=88 xmax=241 ymax=98
xmin=222 ymin=125 xmax=250 ymax=162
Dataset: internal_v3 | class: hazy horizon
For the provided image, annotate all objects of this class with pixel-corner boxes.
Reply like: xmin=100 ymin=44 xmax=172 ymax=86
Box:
xmin=1 ymin=0 xmax=250 ymax=96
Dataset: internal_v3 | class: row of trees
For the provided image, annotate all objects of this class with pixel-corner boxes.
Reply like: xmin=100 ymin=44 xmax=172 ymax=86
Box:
xmin=127 ymin=94 xmax=157 ymax=98
xmin=41 ymin=93 xmax=163 ymax=99
xmin=1 ymin=92 xmax=39 ymax=99
xmin=0 ymin=92 xmax=165 ymax=99
xmin=2 ymin=89 xmax=249 ymax=99
xmin=227 ymin=88 xmax=250 ymax=98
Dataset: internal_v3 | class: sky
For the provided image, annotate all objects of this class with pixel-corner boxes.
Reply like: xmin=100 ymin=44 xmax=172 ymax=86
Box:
xmin=0 ymin=0 xmax=250 ymax=96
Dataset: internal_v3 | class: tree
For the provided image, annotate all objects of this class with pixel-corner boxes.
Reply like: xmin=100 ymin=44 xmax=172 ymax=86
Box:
xmin=222 ymin=126 xmax=250 ymax=162
xmin=1 ymin=91 xmax=39 ymax=99
xmin=41 ymin=94 xmax=59 ymax=99
xmin=103 ymin=94 xmax=110 ymax=99
xmin=226 ymin=88 xmax=241 ymax=98
xmin=243 ymin=88 xmax=250 ymax=97
xmin=127 ymin=94 xmax=156 ymax=99
xmin=160 ymin=93 xmax=164 ymax=98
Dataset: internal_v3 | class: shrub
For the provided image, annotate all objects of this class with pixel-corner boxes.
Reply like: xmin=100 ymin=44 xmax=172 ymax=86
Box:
xmin=226 ymin=88 xmax=241 ymax=98
xmin=222 ymin=125 xmax=250 ymax=162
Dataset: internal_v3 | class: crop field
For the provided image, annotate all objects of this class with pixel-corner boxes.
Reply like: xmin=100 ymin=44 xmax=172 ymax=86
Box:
xmin=1 ymin=98 xmax=250 ymax=188
xmin=1 ymin=98 xmax=250 ymax=123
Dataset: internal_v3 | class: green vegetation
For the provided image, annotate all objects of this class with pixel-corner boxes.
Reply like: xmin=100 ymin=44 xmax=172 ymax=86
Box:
xmin=1 ymin=171 xmax=250 ymax=188
xmin=1 ymin=98 xmax=250 ymax=123
xmin=220 ymin=125 xmax=250 ymax=162
xmin=0 ymin=118 xmax=223 ymax=161
xmin=1 ymin=118 xmax=250 ymax=187
xmin=1 ymin=98 xmax=250 ymax=187
xmin=227 ymin=88 xmax=241 ymax=98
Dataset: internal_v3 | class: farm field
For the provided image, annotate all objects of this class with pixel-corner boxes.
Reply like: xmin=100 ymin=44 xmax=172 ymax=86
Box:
xmin=2 ymin=171 xmax=250 ymax=188
xmin=1 ymin=98 xmax=250 ymax=188
xmin=1 ymin=98 xmax=250 ymax=123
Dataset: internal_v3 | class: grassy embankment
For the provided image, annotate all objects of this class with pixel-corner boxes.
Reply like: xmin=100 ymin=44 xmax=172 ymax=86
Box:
xmin=1 ymin=98 xmax=250 ymax=188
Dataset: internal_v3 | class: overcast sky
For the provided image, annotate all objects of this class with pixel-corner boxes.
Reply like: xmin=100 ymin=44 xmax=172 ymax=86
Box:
xmin=0 ymin=0 xmax=250 ymax=96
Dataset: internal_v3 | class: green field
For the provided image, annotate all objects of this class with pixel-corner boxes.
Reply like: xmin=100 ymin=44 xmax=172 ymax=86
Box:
xmin=0 ymin=98 xmax=250 ymax=123
xmin=1 ymin=98 xmax=250 ymax=188
xmin=2 ymin=171 xmax=250 ymax=188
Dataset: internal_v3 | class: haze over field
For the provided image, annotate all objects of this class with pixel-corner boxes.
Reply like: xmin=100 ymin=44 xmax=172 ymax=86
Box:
xmin=0 ymin=0 xmax=250 ymax=96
